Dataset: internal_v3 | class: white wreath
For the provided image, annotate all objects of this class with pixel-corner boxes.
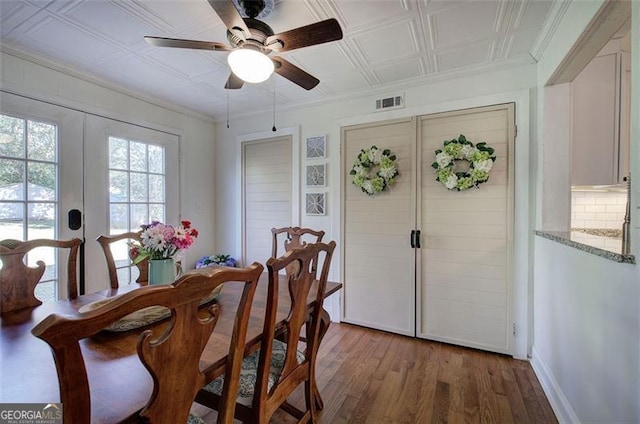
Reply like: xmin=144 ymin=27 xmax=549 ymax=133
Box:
xmin=350 ymin=145 xmax=399 ymax=196
xmin=432 ymin=135 xmax=496 ymax=191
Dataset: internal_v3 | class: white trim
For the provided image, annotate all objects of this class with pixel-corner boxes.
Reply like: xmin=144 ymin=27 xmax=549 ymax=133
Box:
xmin=531 ymin=346 xmax=581 ymax=424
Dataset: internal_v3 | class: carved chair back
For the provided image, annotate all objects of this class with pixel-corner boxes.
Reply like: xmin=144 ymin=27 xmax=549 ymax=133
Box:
xmin=255 ymin=240 xmax=336 ymax=422
xmin=270 ymin=226 xmax=325 ymax=258
xmin=0 ymin=238 xmax=82 ymax=313
xmin=96 ymin=231 xmax=148 ymax=288
xmin=32 ymin=263 xmax=264 ymax=424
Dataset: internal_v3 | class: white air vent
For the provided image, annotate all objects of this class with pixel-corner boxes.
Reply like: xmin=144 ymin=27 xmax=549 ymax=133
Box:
xmin=375 ymin=94 xmax=404 ymax=111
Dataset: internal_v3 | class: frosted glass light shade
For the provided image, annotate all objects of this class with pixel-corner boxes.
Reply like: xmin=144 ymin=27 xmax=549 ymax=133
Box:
xmin=227 ymin=49 xmax=274 ymax=83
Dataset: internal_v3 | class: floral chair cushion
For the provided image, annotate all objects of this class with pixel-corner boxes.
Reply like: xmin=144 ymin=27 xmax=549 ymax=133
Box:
xmin=187 ymin=413 xmax=206 ymax=424
xmin=203 ymin=339 xmax=305 ymax=406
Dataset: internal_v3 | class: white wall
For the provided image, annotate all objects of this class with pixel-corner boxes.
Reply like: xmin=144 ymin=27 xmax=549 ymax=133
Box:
xmin=215 ymin=63 xmax=537 ymax=355
xmin=0 ymin=50 xmax=217 ymax=269
xmin=532 ymin=237 xmax=638 ymax=424
xmin=533 ymin=1 xmax=640 ymax=423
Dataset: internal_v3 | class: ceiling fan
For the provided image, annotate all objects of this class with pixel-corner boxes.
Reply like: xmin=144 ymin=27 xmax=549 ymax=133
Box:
xmin=144 ymin=0 xmax=343 ymax=90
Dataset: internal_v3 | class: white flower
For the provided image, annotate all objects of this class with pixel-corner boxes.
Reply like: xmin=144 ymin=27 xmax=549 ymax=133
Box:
xmin=445 ymin=174 xmax=458 ymax=190
xmin=352 ymin=164 xmax=364 ymax=174
xmin=362 ymin=180 xmax=374 ymax=194
xmin=368 ymin=147 xmax=383 ymax=164
xmin=378 ymin=165 xmax=397 ymax=179
xmin=460 ymin=144 xmax=476 ymax=160
xmin=435 ymin=152 xmax=452 ymax=168
xmin=474 ymin=158 xmax=494 ymax=173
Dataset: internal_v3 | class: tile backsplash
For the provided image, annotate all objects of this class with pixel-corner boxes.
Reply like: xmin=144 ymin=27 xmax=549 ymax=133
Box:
xmin=571 ymin=189 xmax=627 ymax=229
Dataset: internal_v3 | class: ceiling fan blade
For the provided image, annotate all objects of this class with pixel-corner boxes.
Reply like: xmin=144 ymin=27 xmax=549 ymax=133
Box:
xmin=266 ymin=18 xmax=343 ymax=53
xmin=144 ymin=36 xmax=231 ymax=51
xmin=272 ymin=56 xmax=319 ymax=90
xmin=207 ymin=0 xmax=250 ymax=36
xmin=224 ymin=72 xmax=244 ymax=89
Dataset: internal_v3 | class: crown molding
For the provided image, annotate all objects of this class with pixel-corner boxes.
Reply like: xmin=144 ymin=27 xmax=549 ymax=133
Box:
xmin=0 ymin=43 xmax=216 ymax=124
xmin=529 ymin=0 xmax=572 ymax=62
xmin=216 ymin=54 xmax=536 ymax=124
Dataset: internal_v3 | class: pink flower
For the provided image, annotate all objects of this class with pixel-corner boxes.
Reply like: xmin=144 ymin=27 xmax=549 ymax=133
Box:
xmin=133 ymin=220 xmax=198 ymax=260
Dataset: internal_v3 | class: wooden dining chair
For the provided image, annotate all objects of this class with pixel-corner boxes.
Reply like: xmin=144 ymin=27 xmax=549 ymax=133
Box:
xmin=271 ymin=226 xmax=325 ymax=258
xmin=97 ymin=231 xmax=148 ymax=288
xmin=197 ymin=240 xmax=336 ymax=423
xmin=32 ymin=262 xmax=264 ymax=424
xmin=0 ymin=238 xmax=82 ymax=314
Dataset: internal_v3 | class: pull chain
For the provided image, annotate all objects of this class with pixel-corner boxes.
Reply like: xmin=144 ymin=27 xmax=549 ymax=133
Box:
xmin=226 ymin=88 xmax=230 ymax=129
xmin=272 ymin=80 xmax=277 ymax=132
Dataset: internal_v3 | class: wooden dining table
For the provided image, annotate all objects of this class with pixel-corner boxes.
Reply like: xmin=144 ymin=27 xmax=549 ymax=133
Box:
xmin=0 ymin=273 xmax=341 ymax=422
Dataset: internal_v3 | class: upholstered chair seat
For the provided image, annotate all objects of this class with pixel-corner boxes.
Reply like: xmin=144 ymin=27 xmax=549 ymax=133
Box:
xmin=202 ymin=339 xmax=305 ymax=406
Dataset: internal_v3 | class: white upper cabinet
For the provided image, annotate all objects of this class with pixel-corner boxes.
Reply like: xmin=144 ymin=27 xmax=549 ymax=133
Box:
xmin=571 ymin=37 xmax=630 ymax=186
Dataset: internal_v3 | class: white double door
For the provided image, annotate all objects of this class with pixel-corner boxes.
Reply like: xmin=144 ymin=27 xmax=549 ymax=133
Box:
xmin=0 ymin=92 xmax=178 ymax=296
xmin=342 ymin=104 xmax=515 ymax=354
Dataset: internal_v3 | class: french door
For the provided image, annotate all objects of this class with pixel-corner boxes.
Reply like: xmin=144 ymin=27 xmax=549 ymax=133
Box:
xmin=84 ymin=116 xmax=179 ymax=294
xmin=0 ymin=92 xmax=83 ymax=301
xmin=342 ymin=104 xmax=515 ymax=354
xmin=0 ymin=92 xmax=179 ymax=298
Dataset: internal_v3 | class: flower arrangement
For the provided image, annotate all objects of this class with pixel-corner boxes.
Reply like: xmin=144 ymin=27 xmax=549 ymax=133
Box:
xmin=196 ymin=254 xmax=237 ymax=268
xmin=350 ymin=145 xmax=399 ymax=196
xmin=431 ymin=135 xmax=496 ymax=191
xmin=130 ymin=220 xmax=198 ymax=263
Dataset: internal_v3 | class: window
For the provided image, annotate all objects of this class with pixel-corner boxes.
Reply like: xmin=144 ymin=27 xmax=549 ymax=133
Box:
xmin=108 ymin=136 xmax=166 ymax=283
xmin=0 ymin=113 xmax=59 ymax=301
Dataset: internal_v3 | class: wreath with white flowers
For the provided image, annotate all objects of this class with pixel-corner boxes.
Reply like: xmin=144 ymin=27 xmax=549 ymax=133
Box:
xmin=350 ymin=145 xmax=399 ymax=196
xmin=431 ymin=134 xmax=496 ymax=191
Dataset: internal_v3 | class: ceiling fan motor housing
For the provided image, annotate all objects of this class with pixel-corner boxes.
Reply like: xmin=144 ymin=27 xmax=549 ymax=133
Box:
xmin=239 ymin=0 xmax=266 ymax=18
xmin=228 ymin=17 xmax=278 ymax=53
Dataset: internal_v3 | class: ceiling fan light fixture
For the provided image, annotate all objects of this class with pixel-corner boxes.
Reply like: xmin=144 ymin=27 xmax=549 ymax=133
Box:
xmin=228 ymin=48 xmax=274 ymax=83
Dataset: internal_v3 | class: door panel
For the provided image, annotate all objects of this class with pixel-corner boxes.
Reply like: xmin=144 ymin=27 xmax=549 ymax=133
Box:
xmin=0 ymin=91 xmax=83 ymax=300
xmin=242 ymin=136 xmax=292 ymax=267
xmin=417 ymin=104 xmax=514 ymax=353
xmin=84 ymin=115 xmax=179 ymax=294
xmin=342 ymin=118 xmax=416 ymax=336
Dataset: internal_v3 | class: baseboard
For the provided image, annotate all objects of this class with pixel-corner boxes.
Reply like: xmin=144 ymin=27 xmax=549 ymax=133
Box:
xmin=531 ymin=346 xmax=580 ymax=424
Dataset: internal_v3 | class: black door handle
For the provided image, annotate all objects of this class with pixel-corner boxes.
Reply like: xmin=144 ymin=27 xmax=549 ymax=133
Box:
xmin=410 ymin=230 xmax=416 ymax=248
xmin=415 ymin=230 xmax=421 ymax=248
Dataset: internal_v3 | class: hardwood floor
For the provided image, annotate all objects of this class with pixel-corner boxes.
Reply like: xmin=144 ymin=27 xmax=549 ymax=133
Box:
xmin=193 ymin=323 xmax=557 ymax=423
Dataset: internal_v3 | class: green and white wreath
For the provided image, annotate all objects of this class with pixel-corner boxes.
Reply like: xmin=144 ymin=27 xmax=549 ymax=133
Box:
xmin=432 ymin=134 xmax=496 ymax=191
xmin=350 ymin=145 xmax=399 ymax=196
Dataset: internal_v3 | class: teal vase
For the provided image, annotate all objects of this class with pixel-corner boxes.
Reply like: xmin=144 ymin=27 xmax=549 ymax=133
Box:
xmin=148 ymin=258 xmax=180 ymax=285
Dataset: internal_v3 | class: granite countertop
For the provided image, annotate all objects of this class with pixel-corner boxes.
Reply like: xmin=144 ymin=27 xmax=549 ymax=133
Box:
xmin=571 ymin=228 xmax=622 ymax=238
xmin=535 ymin=230 xmax=635 ymax=264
